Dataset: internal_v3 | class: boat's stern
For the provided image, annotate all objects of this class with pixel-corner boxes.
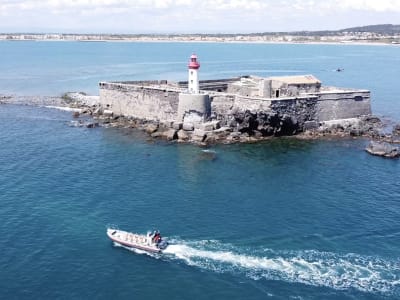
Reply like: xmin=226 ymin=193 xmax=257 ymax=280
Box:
xmin=157 ymin=239 xmax=169 ymax=250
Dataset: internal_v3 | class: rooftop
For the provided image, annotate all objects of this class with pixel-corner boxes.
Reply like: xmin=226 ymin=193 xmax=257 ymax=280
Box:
xmin=266 ymin=75 xmax=321 ymax=85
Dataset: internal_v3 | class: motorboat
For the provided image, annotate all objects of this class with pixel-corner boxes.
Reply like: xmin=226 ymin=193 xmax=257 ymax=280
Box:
xmin=107 ymin=228 xmax=168 ymax=253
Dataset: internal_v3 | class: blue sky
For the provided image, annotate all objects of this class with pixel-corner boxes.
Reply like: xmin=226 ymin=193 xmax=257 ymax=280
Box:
xmin=0 ymin=0 xmax=399 ymax=33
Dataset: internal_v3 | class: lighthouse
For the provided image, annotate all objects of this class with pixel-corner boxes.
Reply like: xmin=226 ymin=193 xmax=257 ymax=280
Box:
xmin=177 ymin=53 xmax=210 ymax=122
xmin=188 ymin=54 xmax=200 ymax=94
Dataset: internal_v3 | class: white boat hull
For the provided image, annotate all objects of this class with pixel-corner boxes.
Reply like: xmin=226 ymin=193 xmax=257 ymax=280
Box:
xmin=107 ymin=228 xmax=167 ymax=253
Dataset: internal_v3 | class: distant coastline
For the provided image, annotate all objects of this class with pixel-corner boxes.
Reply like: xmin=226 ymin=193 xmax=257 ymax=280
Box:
xmin=1 ymin=33 xmax=399 ymax=45
xmin=2 ymin=24 xmax=400 ymax=45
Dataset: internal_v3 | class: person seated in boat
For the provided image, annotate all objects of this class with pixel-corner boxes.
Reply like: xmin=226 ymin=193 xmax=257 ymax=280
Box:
xmin=154 ymin=232 xmax=161 ymax=243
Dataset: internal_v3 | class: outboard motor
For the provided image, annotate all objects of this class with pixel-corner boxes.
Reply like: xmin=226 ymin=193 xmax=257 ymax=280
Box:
xmin=157 ymin=239 xmax=168 ymax=250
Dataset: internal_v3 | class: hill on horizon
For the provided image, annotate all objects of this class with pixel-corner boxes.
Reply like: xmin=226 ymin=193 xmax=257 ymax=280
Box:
xmin=340 ymin=24 xmax=400 ymax=34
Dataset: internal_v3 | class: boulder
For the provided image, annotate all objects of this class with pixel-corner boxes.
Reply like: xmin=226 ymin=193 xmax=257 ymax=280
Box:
xmin=393 ymin=124 xmax=400 ymax=136
xmin=365 ymin=141 xmax=400 ymax=158
xmin=200 ymin=121 xmax=221 ymax=131
xmin=177 ymin=129 xmax=190 ymax=141
xmin=173 ymin=122 xmax=183 ymax=130
xmin=145 ymin=123 xmax=159 ymax=134
xmin=192 ymin=129 xmax=207 ymax=142
xmin=151 ymin=131 xmax=164 ymax=138
xmin=164 ymin=129 xmax=178 ymax=141
xmin=161 ymin=121 xmax=174 ymax=128
xmin=182 ymin=123 xmax=194 ymax=131
xmin=86 ymin=122 xmax=99 ymax=128
xmin=213 ymin=126 xmax=232 ymax=133
xmin=200 ymin=122 xmax=214 ymax=131
xmin=103 ymin=109 xmax=114 ymax=117
xmin=93 ymin=107 xmax=103 ymax=116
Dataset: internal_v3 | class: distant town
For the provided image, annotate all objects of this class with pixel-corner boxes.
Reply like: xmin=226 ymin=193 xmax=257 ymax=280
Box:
xmin=1 ymin=24 xmax=399 ymax=44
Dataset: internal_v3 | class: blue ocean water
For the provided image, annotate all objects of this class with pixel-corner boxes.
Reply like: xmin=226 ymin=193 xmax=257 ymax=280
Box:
xmin=0 ymin=41 xmax=400 ymax=299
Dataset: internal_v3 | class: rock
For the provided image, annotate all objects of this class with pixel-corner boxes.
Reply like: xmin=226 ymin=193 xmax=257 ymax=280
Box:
xmin=93 ymin=107 xmax=103 ymax=116
xmin=200 ymin=121 xmax=221 ymax=131
xmin=252 ymin=130 xmax=263 ymax=138
xmin=182 ymin=123 xmax=194 ymax=131
xmin=151 ymin=131 xmax=164 ymax=138
xmin=225 ymin=132 xmax=241 ymax=143
xmin=145 ymin=123 xmax=159 ymax=134
xmin=164 ymin=129 xmax=178 ymax=141
xmin=177 ymin=129 xmax=190 ymax=141
xmin=72 ymin=111 xmax=80 ymax=118
xmin=173 ymin=122 xmax=183 ymax=130
xmin=365 ymin=141 xmax=400 ymax=158
xmin=362 ymin=115 xmax=381 ymax=124
xmin=103 ymin=109 xmax=114 ymax=117
xmin=303 ymin=121 xmax=318 ymax=130
xmin=161 ymin=121 xmax=174 ymax=128
xmin=204 ymin=134 xmax=217 ymax=143
xmin=350 ymin=128 xmax=362 ymax=136
xmin=200 ymin=122 xmax=214 ymax=131
xmin=192 ymin=129 xmax=207 ymax=142
xmin=86 ymin=122 xmax=99 ymax=128
xmin=213 ymin=126 xmax=232 ymax=133
xmin=393 ymin=124 xmax=400 ymax=136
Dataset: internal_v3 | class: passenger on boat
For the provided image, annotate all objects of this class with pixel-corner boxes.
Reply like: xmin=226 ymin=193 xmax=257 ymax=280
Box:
xmin=154 ymin=233 xmax=161 ymax=243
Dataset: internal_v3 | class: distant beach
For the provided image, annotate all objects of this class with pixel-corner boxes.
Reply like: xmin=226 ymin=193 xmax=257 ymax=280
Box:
xmin=1 ymin=33 xmax=399 ymax=46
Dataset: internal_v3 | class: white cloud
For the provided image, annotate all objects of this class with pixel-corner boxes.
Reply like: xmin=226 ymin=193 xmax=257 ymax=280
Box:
xmin=2 ymin=0 xmax=400 ymax=13
xmin=333 ymin=0 xmax=400 ymax=12
xmin=0 ymin=0 xmax=399 ymax=33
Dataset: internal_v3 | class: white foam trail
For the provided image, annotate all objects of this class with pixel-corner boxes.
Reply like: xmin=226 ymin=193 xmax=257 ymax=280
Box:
xmin=162 ymin=241 xmax=400 ymax=295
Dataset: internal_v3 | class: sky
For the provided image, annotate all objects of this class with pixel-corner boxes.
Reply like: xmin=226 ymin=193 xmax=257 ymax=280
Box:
xmin=0 ymin=0 xmax=400 ymax=33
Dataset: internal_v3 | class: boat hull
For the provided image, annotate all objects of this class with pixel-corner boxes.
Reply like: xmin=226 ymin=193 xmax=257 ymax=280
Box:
xmin=107 ymin=229 xmax=164 ymax=253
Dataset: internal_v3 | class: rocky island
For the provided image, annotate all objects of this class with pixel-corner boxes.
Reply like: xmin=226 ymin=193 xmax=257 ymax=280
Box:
xmin=94 ymin=54 xmax=376 ymax=143
xmin=2 ymin=53 xmax=399 ymax=158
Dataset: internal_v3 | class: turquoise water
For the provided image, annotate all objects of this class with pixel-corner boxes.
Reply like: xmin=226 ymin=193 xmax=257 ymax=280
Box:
xmin=0 ymin=41 xmax=400 ymax=299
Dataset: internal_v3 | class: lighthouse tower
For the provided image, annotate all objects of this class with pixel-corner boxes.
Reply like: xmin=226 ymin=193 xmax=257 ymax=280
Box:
xmin=188 ymin=54 xmax=200 ymax=94
xmin=177 ymin=53 xmax=210 ymax=122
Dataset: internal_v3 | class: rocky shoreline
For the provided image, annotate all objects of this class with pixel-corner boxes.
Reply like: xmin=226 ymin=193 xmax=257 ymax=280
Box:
xmin=2 ymin=93 xmax=400 ymax=158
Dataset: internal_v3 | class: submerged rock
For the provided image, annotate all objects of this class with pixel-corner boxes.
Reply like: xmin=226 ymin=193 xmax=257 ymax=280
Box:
xmin=365 ymin=141 xmax=400 ymax=158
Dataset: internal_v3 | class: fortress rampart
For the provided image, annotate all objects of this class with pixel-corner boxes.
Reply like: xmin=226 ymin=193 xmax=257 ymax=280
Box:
xmin=98 ymin=74 xmax=371 ymax=139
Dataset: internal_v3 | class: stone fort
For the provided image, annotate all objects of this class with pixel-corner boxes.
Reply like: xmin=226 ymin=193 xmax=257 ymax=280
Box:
xmin=98 ymin=54 xmax=371 ymax=137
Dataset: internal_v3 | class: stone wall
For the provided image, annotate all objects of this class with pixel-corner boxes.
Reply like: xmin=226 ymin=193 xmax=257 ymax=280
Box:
xmin=99 ymin=82 xmax=180 ymax=121
xmin=314 ymin=90 xmax=371 ymax=121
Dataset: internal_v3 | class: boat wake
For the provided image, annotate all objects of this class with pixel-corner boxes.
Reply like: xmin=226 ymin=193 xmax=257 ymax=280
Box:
xmin=160 ymin=239 xmax=400 ymax=295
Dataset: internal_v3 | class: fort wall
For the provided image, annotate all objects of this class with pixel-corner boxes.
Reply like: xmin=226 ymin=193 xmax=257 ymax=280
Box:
xmin=98 ymin=78 xmax=372 ymax=137
xmin=314 ymin=90 xmax=371 ymax=121
xmin=99 ymin=82 xmax=180 ymax=121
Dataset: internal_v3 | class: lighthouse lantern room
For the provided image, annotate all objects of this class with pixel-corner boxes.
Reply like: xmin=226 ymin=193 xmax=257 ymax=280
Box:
xmin=188 ymin=54 xmax=200 ymax=94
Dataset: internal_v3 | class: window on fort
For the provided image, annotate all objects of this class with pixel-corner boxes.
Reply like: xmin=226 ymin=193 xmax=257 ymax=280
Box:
xmin=355 ymin=96 xmax=363 ymax=101
xmin=191 ymin=80 xmax=193 ymax=84
xmin=275 ymin=90 xmax=280 ymax=98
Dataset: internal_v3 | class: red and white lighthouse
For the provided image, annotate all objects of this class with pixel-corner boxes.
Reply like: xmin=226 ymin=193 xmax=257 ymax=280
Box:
xmin=188 ymin=54 xmax=200 ymax=94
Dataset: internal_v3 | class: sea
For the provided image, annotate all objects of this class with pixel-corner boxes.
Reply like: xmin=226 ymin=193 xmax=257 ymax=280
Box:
xmin=0 ymin=41 xmax=399 ymax=300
